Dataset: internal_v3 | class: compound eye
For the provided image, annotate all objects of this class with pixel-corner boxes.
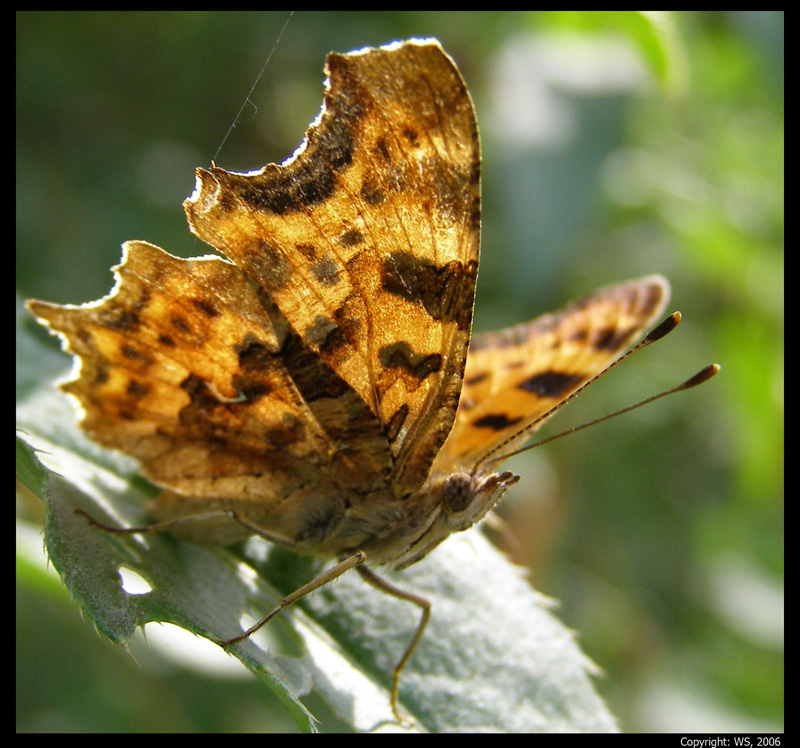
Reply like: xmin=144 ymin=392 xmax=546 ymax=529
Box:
xmin=443 ymin=474 xmax=473 ymax=513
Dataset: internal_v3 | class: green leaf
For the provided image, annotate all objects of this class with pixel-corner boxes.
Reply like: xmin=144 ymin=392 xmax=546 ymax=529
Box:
xmin=537 ymin=10 xmax=689 ymax=95
xmin=17 ymin=299 xmax=617 ymax=732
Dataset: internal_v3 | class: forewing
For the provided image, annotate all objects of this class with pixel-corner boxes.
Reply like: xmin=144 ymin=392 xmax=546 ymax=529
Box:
xmin=436 ymin=276 xmax=670 ymax=469
xmin=184 ymin=40 xmax=481 ymax=495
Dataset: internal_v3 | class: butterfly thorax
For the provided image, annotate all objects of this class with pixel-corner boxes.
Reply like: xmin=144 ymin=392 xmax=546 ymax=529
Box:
xmin=301 ymin=467 xmax=520 ymax=571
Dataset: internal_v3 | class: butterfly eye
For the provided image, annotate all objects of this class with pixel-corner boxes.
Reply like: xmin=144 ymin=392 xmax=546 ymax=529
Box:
xmin=443 ymin=473 xmax=473 ymax=513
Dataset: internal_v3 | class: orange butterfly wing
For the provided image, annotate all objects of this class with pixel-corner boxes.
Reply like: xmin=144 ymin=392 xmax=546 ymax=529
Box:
xmin=434 ymin=276 xmax=670 ymax=474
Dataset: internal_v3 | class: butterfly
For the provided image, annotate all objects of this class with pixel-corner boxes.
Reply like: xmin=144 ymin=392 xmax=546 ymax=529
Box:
xmin=26 ymin=38 xmax=715 ymax=721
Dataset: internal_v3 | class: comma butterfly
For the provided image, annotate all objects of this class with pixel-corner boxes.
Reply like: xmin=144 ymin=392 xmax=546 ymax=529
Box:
xmin=26 ymin=38 xmax=717 ymax=721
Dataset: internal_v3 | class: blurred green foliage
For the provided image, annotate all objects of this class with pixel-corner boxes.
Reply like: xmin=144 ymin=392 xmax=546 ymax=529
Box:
xmin=18 ymin=11 xmax=782 ymax=732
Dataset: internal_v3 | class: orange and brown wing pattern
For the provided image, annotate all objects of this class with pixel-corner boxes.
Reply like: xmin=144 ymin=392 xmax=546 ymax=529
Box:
xmin=27 ymin=40 xmax=480 ymax=509
xmin=435 ymin=276 xmax=670 ymax=470
xmin=184 ymin=39 xmax=480 ymax=495
xmin=26 ymin=240 xmax=368 ymax=503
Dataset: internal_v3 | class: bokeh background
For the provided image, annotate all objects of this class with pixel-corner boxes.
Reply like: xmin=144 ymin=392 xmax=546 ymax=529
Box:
xmin=17 ymin=11 xmax=783 ymax=732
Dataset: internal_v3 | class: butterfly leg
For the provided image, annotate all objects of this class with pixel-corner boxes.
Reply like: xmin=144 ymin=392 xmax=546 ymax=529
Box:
xmin=74 ymin=506 xmax=297 ymax=547
xmin=220 ymin=551 xmax=367 ymax=646
xmin=357 ymin=565 xmax=431 ymax=722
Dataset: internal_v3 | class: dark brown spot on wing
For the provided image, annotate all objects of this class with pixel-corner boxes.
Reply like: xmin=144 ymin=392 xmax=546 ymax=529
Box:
xmin=379 ymin=341 xmax=442 ymax=389
xmin=191 ymin=298 xmax=219 ymax=317
xmin=381 ymin=252 xmax=475 ymax=327
xmin=473 ymin=413 xmax=524 ymax=431
xmin=126 ymin=379 xmax=150 ymax=399
xmin=338 ymin=228 xmax=364 ymax=246
xmin=281 ymin=332 xmax=350 ymax=407
xmin=170 ymin=315 xmax=192 ymax=334
xmin=310 ymin=254 xmax=340 ymax=286
xmin=241 ymin=240 xmax=293 ymax=293
xmin=517 ymin=371 xmax=584 ymax=398
xmin=303 ymin=307 xmax=361 ymax=363
xmin=233 ymin=339 xmax=276 ymax=400
xmin=360 ymin=177 xmax=385 ymax=205
xmin=403 ymin=128 xmax=420 ymax=147
xmin=296 ymin=243 xmax=318 ymax=261
xmin=120 ymin=344 xmax=153 ymax=366
xmin=230 ymin=104 xmax=358 ymax=215
xmin=591 ymin=324 xmax=638 ymax=351
xmin=375 ymin=137 xmax=391 ymax=161
xmin=105 ymin=309 xmax=141 ymax=331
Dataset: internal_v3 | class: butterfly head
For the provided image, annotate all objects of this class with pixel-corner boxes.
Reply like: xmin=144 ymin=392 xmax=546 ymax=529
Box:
xmin=389 ymin=469 xmax=519 ymax=571
xmin=441 ymin=470 xmax=520 ymax=532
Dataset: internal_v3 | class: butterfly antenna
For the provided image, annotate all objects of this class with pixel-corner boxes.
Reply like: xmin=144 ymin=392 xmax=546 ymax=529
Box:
xmin=476 ymin=312 xmax=720 ymax=471
xmin=212 ymin=11 xmax=295 ymax=163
